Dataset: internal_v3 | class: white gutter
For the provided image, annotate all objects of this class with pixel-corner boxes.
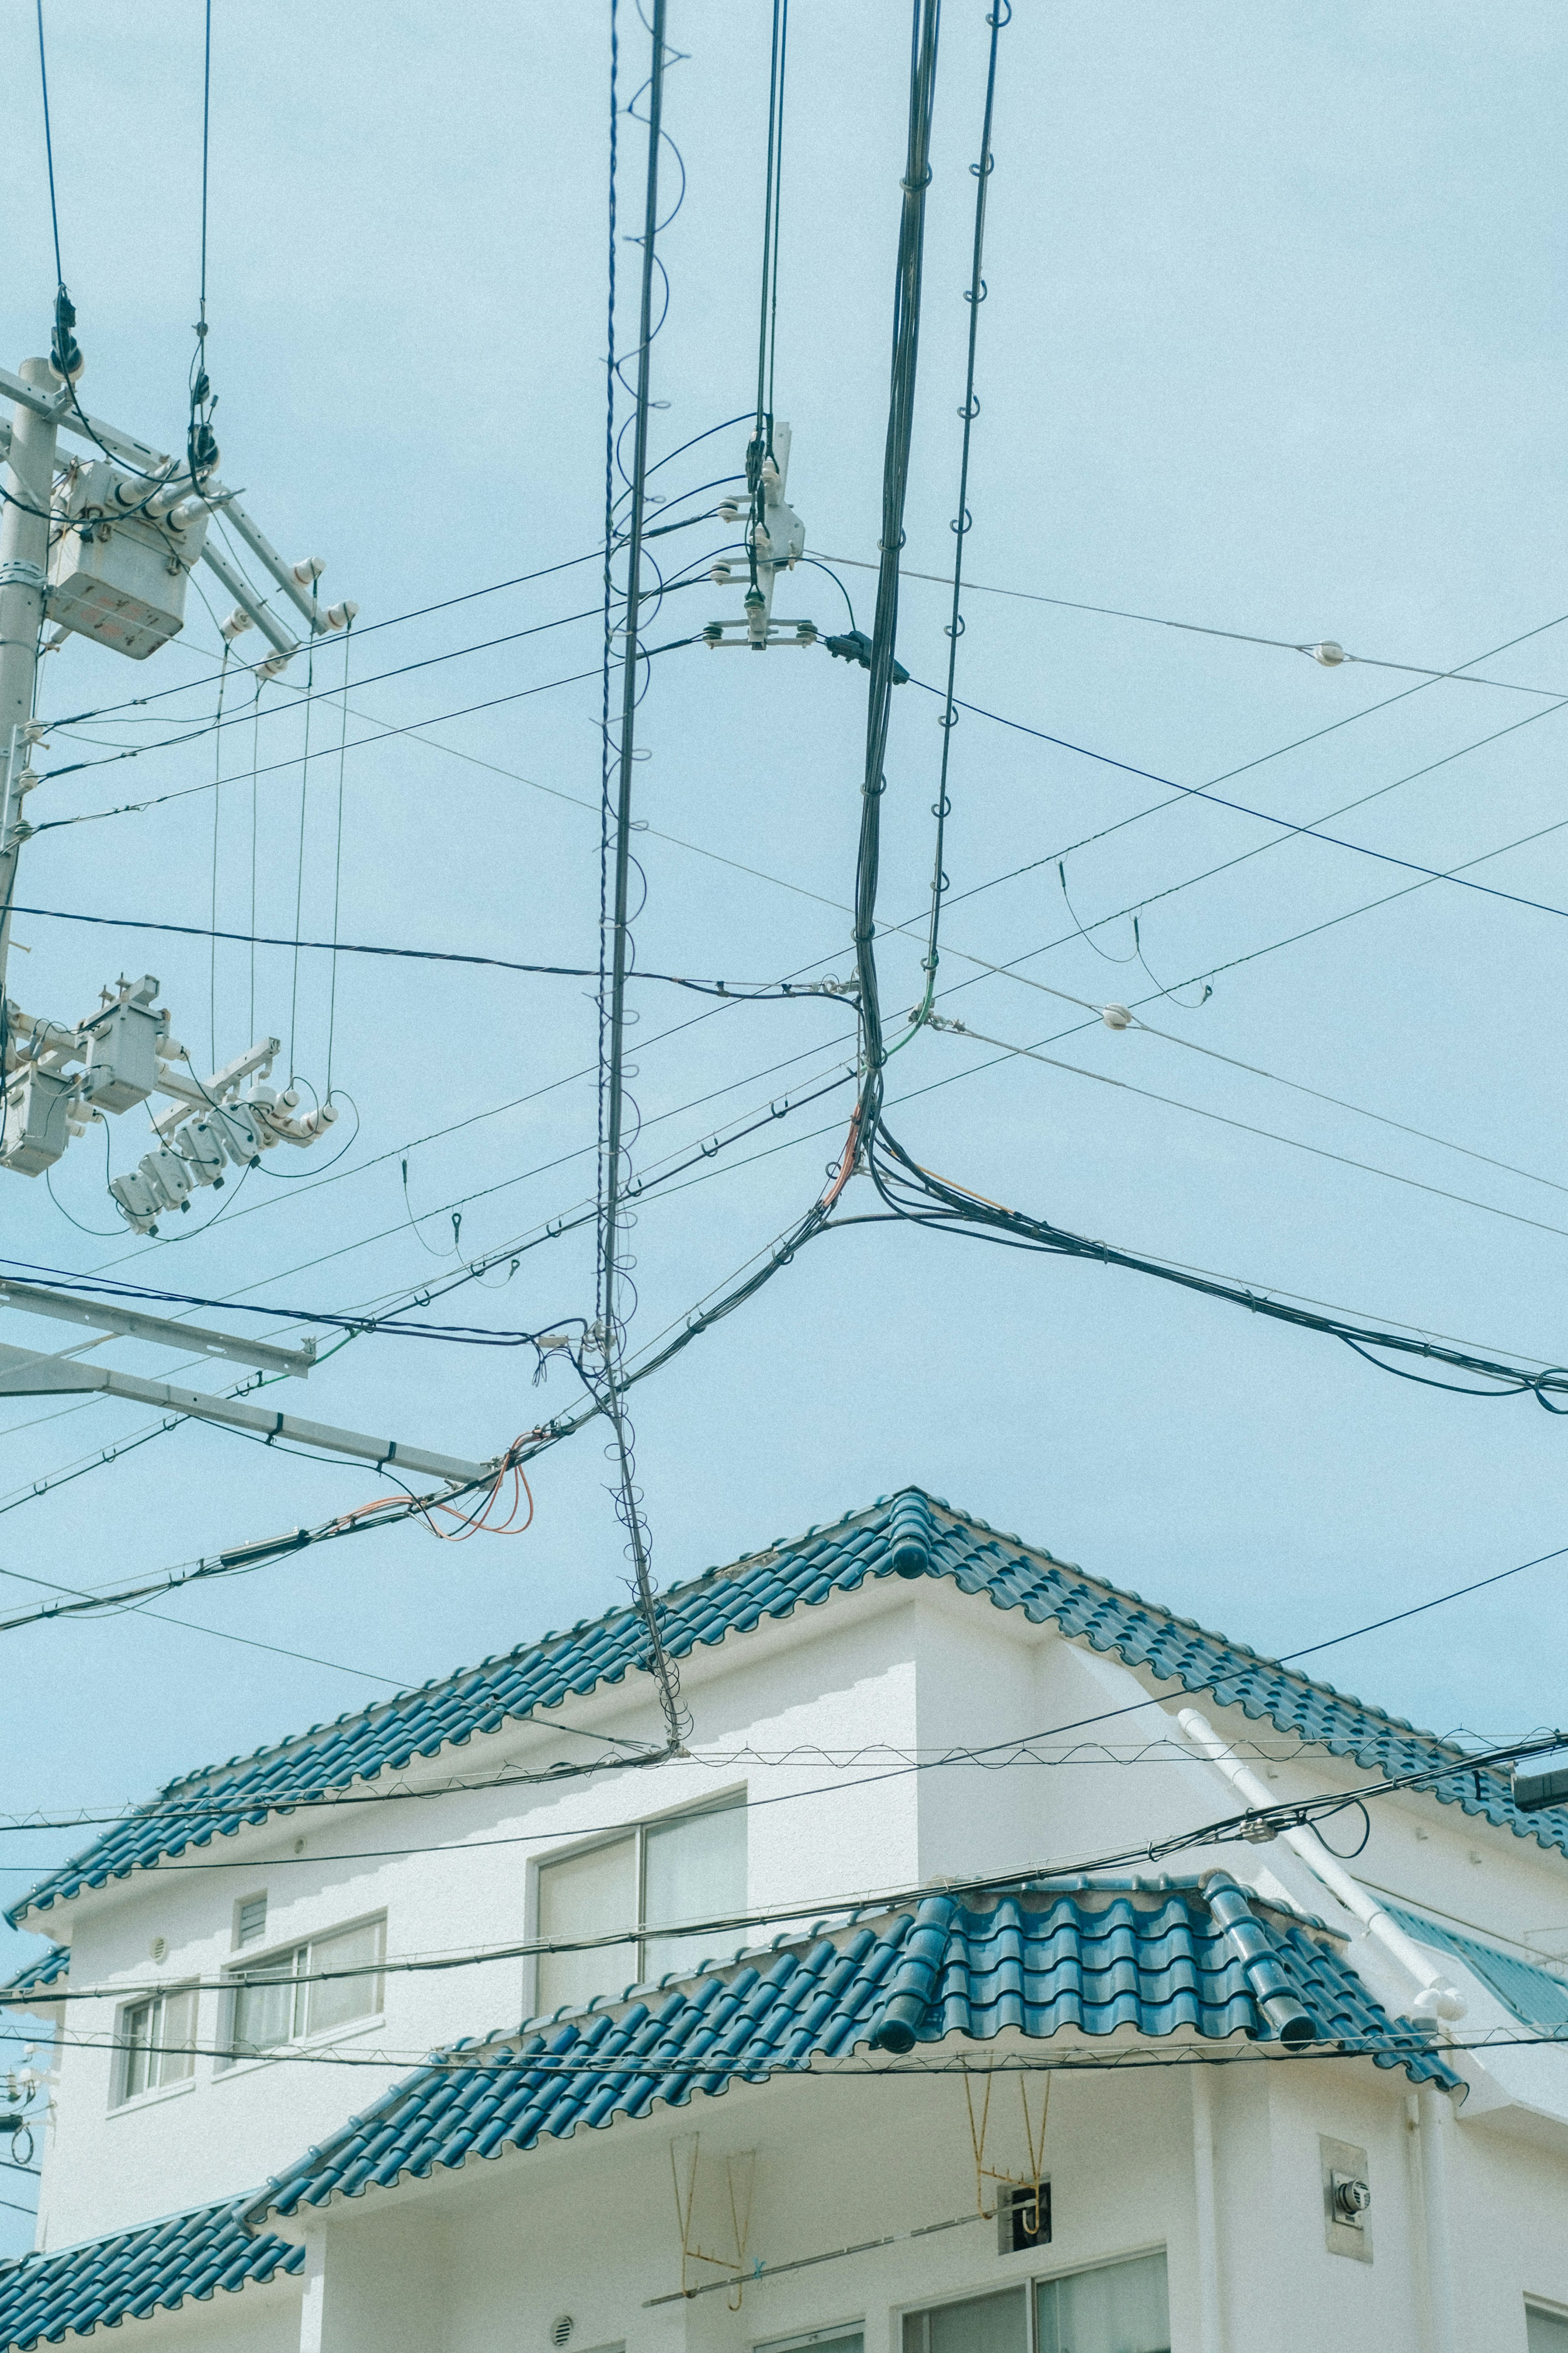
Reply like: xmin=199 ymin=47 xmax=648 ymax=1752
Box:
xmin=1176 ymin=1707 xmax=1466 ymax=2021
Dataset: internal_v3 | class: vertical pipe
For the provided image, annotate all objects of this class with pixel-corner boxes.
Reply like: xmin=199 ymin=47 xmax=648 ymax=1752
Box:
xmin=0 ymin=359 xmax=59 ymax=1001
xmin=1418 ymin=2085 xmax=1459 ymax=2353
xmin=1190 ymin=2069 xmax=1224 ymax=2353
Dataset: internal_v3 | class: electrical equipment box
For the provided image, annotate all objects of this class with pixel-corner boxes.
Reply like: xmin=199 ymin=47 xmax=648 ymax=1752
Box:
xmin=78 ymin=976 xmax=167 ymax=1112
xmin=0 ymin=1068 xmax=75 ymax=1176
xmin=48 ymin=462 xmax=210 ymax=660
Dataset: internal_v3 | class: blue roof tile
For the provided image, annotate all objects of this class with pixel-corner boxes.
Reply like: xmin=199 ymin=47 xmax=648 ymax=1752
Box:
xmin=248 ymin=1873 xmax=1459 ymax=2222
xmin=16 ymin=1488 xmax=1565 ymax=1925
xmin=0 ymin=1949 xmax=67 ymax=2003
xmin=0 ymin=2200 xmax=300 ymax=2350
xmin=1384 ymin=1902 xmax=1568 ymax=2029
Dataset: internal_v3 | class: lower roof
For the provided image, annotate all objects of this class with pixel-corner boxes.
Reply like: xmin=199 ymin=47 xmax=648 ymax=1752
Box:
xmin=0 ymin=2201 xmax=298 ymax=2351
xmin=0 ymin=1875 xmax=1459 ymax=2349
xmin=251 ymin=1872 xmax=1459 ymax=2223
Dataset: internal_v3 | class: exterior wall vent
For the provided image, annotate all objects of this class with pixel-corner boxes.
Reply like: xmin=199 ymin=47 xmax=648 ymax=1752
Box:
xmin=550 ymin=2317 xmax=575 ymax=2347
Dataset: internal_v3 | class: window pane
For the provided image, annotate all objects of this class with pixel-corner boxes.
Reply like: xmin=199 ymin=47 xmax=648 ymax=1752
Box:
xmin=1528 ymin=2312 xmax=1568 ymax=2353
xmin=155 ymin=1986 xmax=198 ymax=2088
xmin=122 ymin=1999 xmax=153 ymax=2102
xmin=642 ymin=1802 xmax=747 ymax=1981
xmin=537 ymin=1836 xmax=637 ymax=2016
xmin=231 ymin=1954 xmax=299 ymax=2056
xmin=1036 ymin=2254 xmax=1170 ymax=2353
xmin=905 ymin=2288 xmax=1025 ymax=2353
xmin=307 ymin=1920 xmax=384 ymax=2036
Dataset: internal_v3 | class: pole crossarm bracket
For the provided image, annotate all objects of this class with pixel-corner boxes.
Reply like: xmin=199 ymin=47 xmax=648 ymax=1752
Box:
xmin=0 ymin=1343 xmax=494 ymax=1485
xmin=0 ymin=1280 xmax=316 ymax=1377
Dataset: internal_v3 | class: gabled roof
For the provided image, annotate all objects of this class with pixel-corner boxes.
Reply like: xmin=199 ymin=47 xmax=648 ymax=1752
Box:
xmin=250 ymin=1874 xmax=1459 ymax=2224
xmin=14 ymin=1486 xmax=1564 ymax=1925
xmin=0 ymin=2199 xmax=300 ymax=2350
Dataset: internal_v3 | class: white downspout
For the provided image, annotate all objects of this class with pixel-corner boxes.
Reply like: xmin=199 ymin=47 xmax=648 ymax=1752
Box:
xmin=1190 ymin=2068 xmax=1224 ymax=2353
xmin=1418 ymin=2083 xmax=1460 ymax=2353
xmin=1176 ymin=1708 xmax=1466 ymax=2021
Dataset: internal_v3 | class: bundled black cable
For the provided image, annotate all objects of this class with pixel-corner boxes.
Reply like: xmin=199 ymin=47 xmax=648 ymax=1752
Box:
xmin=862 ymin=1120 xmax=1568 ymax=1407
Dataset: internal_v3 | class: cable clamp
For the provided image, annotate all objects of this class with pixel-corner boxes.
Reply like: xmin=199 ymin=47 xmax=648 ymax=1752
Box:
xmin=0 ymin=562 xmax=46 ymax=594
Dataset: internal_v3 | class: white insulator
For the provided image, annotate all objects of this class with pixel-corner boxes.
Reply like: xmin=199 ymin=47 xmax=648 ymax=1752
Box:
xmin=1310 ymin=640 xmax=1347 ymax=666
xmin=220 ymin=608 xmax=254 ymax=642
xmin=1101 ymin=1004 xmax=1133 ymax=1030
xmin=292 ymin=556 xmax=325 ymax=585
xmin=257 ymin=654 xmax=291 ymax=680
xmin=323 ymin=599 xmax=358 ymax=630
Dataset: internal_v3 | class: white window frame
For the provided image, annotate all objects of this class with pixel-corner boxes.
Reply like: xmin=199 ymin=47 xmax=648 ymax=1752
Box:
xmin=756 ymin=2325 xmax=866 ymax=2353
xmin=112 ymin=1983 xmax=199 ymax=2109
xmin=897 ymin=2245 xmax=1172 ymax=2353
xmin=218 ymin=1910 xmax=386 ymax=2069
xmin=531 ymin=1791 xmax=747 ymax=2014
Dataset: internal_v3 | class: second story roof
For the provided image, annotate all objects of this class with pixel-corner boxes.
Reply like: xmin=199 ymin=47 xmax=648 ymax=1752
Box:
xmin=13 ymin=1485 xmax=1566 ymax=1927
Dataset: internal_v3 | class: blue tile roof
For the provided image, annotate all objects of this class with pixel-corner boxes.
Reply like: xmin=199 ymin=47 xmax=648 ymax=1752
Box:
xmin=249 ymin=1874 xmax=1460 ymax=2222
xmin=0 ymin=2198 xmax=301 ymax=2350
xmin=15 ymin=1487 xmax=1566 ymax=1925
xmin=1384 ymin=1902 xmax=1568 ymax=2030
xmin=0 ymin=1949 xmax=67 ymax=2003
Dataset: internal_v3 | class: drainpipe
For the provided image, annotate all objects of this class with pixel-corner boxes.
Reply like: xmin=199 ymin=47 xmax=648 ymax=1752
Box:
xmin=1176 ymin=1708 xmax=1466 ymax=2021
xmin=1418 ymin=2083 xmax=1459 ymax=2353
xmin=1190 ymin=2069 xmax=1224 ymax=2353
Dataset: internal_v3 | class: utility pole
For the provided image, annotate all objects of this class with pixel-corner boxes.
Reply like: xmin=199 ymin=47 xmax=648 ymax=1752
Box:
xmin=0 ymin=357 xmax=58 ymax=1001
xmin=0 ymin=350 xmax=356 ymax=1222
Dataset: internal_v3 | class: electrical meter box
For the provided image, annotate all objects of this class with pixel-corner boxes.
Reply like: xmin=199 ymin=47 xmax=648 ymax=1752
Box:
xmin=47 ymin=462 xmax=210 ymax=660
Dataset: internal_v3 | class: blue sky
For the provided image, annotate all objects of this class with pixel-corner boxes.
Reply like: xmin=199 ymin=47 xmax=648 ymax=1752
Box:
xmin=0 ymin=0 xmax=1566 ymax=2249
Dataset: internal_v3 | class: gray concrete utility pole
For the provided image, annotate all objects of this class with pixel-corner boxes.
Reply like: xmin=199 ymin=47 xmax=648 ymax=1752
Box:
xmin=0 ymin=357 xmax=59 ymax=999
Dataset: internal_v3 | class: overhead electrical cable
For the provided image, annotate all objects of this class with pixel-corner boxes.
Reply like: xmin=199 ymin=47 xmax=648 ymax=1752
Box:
xmin=815 ymin=550 xmax=1568 ymax=698
xmin=915 ymin=674 xmax=1568 ymax=926
xmin=591 ymin=0 xmax=686 ymax=1754
xmin=922 ymin=1014 xmax=1568 ymax=1246
xmin=904 ymin=0 xmax=1006 ymax=1042
xmin=18 ymin=1726 xmax=1568 ymax=2017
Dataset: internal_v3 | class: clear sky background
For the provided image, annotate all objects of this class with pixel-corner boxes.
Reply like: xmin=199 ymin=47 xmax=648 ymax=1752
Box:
xmin=0 ymin=0 xmax=1566 ymax=2250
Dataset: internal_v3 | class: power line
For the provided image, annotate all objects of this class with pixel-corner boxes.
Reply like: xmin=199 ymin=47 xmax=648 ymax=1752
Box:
xmin=3 ymin=903 xmax=843 ymax=1002
xmin=905 ymin=0 xmax=1007 ymax=1042
xmin=922 ymin=672 xmax=1568 ymax=930
xmin=815 ymin=549 xmax=1568 ymax=700
xmin=22 ymin=1724 xmax=1566 ymax=2013
xmin=925 ymin=1015 xmax=1568 ymax=1247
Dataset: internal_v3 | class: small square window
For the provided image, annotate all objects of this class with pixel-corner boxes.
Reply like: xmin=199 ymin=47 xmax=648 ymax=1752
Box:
xmin=236 ymin=1896 xmax=267 ymax=1948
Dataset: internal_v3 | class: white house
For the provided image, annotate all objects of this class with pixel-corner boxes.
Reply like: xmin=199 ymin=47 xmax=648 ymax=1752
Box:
xmin=2 ymin=1487 xmax=1568 ymax=2353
